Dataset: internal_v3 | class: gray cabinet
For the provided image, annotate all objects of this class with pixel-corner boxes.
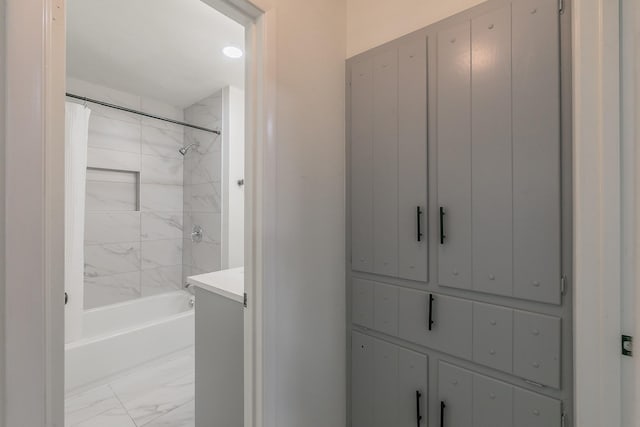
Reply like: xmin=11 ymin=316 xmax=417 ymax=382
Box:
xmin=349 ymin=0 xmax=570 ymax=424
xmin=473 ymin=303 xmax=513 ymax=373
xmin=398 ymin=37 xmax=428 ymax=282
xmin=470 ymin=6 xmax=513 ymax=297
xmin=514 ymin=387 xmax=562 ymax=427
xmin=438 ymin=362 xmax=473 ymax=427
xmin=351 ymin=331 xmax=374 ymax=427
xmin=512 ymin=0 xmax=562 ymax=305
xmin=473 ymin=374 xmax=513 ymax=427
xmin=513 ymin=310 xmax=561 ymax=388
xmin=438 ymin=361 xmax=562 ymax=427
xmin=436 ymin=0 xmax=562 ymax=304
xmin=436 ymin=21 xmax=472 ymax=291
xmin=351 ymin=332 xmax=428 ymax=427
xmin=374 ymin=283 xmax=399 ymax=336
xmin=350 ymin=58 xmax=374 ymax=274
xmin=398 ymin=288 xmax=473 ymax=360
xmin=372 ymin=49 xmax=399 ymax=277
xmin=350 ymin=37 xmax=428 ymax=282
xmin=352 ymin=279 xmax=374 ymax=328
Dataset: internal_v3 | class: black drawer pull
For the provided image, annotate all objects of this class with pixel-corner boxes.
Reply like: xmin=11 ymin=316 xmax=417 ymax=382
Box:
xmin=439 ymin=207 xmax=446 ymax=244
xmin=417 ymin=206 xmax=423 ymax=242
xmin=428 ymin=294 xmax=435 ymax=330
xmin=416 ymin=390 xmax=423 ymax=426
xmin=440 ymin=401 xmax=446 ymax=427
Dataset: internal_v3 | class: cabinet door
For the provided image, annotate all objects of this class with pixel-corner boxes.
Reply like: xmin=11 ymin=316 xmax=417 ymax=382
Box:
xmin=473 ymin=374 xmax=514 ymax=427
xmin=438 ymin=362 xmax=473 ymax=427
xmin=512 ymin=0 xmax=562 ymax=304
xmin=373 ymin=339 xmax=399 ymax=427
xmin=372 ymin=49 xmax=399 ymax=277
xmin=354 ymin=335 xmax=428 ymax=427
xmin=471 ymin=6 xmax=513 ymax=297
xmin=513 ymin=388 xmax=562 ymax=427
xmin=473 ymin=302 xmax=513 ymax=373
xmin=350 ymin=59 xmax=374 ymax=273
xmin=398 ymin=37 xmax=428 ymax=282
xmin=436 ymin=22 xmax=472 ymax=290
xmin=397 ymin=347 xmax=428 ymax=427
xmin=398 ymin=289 xmax=473 ymax=360
xmin=351 ymin=332 xmax=374 ymax=427
xmin=352 ymin=279 xmax=374 ymax=328
xmin=513 ymin=311 xmax=561 ymax=388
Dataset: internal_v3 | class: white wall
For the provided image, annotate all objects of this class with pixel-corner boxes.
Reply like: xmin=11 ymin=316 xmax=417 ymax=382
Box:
xmin=247 ymin=0 xmax=347 ymax=426
xmin=346 ymin=0 xmax=485 ymax=57
xmin=223 ymin=86 xmax=245 ymax=268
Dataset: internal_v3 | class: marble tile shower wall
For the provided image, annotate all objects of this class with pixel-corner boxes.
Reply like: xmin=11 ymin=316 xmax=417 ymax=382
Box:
xmin=182 ymin=91 xmax=224 ymax=282
xmin=68 ymin=78 xmax=186 ymax=309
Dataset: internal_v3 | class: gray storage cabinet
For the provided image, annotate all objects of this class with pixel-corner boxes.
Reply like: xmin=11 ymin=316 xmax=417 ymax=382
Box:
xmin=348 ymin=0 xmax=572 ymax=425
xmin=352 ymin=332 xmax=428 ymax=427
xmin=350 ymin=38 xmax=428 ymax=282
xmin=437 ymin=0 xmax=562 ymax=303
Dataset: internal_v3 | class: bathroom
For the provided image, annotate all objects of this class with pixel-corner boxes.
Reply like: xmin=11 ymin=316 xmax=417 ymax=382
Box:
xmin=63 ymin=0 xmax=246 ymax=425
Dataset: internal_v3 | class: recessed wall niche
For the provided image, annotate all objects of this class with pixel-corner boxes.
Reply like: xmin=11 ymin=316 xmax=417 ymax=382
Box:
xmin=85 ymin=167 xmax=140 ymax=212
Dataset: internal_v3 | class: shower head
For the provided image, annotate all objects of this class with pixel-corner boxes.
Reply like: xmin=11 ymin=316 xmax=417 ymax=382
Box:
xmin=178 ymin=143 xmax=199 ymax=156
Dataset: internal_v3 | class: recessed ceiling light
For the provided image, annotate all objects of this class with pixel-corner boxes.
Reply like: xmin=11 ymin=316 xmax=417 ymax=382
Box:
xmin=223 ymin=46 xmax=243 ymax=59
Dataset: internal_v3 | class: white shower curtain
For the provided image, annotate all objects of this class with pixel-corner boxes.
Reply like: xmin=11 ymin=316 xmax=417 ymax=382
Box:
xmin=65 ymin=102 xmax=91 ymax=343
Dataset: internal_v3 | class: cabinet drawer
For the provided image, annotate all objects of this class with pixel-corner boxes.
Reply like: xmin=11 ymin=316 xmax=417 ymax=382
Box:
xmin=513 ymin=311 xmax=561 ymax=388
xmin=352 ymin=279 xmax=374 ymax=328
xmin=513 ymin=388 xmax=562 ymax=427
xmin=373 ymin=283 xmax=399 ymax=336
xmin=399 ymin=289 xmax=473 ymax=359
xmin=473 ymin=303 xmax=513 ymax=373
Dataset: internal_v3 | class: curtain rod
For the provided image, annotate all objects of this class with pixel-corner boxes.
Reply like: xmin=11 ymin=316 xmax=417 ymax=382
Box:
xmin=65 ymin=93 xmax=221 ymax=135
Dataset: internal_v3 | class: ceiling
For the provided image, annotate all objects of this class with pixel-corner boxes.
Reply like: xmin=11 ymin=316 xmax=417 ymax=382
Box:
xmin=67 ymin=0 xmax=245 ymax=107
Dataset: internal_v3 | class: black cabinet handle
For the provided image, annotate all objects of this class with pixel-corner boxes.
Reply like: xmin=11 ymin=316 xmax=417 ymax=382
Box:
xmin=416 ymin=390 xmax=423 ymax=426
xmin=416 ymin=206 xmax=423 ymax=242
xmin=65 ymin=292 xmax=68 ymax=305
xmin=439 ymin=207 xmax=446 ymax=244
xmin=440 ymin=401 xmax=446 ymax=427
xmin=428 ymin=294 xmax=435 ymax=330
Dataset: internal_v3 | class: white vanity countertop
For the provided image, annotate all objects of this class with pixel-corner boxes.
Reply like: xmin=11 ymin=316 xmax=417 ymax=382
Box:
xmin=187 ymin=267 xmax=244 ymax=304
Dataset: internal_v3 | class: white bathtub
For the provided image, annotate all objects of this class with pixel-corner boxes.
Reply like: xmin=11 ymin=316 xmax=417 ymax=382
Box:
xmin=65 ymin=291 xmax=194 ymax=392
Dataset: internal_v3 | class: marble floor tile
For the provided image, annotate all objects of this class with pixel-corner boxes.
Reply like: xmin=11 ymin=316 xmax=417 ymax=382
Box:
xmin=72 ymin=406 xmax=136 ymax=427
xmin=64 ymin=385 xmax=126 ymax=427
xmin=109 ymin=354 xmax=194 ymax=404
xmin=123 ymin=371 xmax=195 ymax=426
xmin=144 ymin=400 xmax=195 ymax=427
xmin=66 ymin=348 xmax=195 ymax=427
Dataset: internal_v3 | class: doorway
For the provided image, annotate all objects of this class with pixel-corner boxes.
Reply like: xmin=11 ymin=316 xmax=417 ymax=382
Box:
xmin=1 ymin=0 xmax=268 ymax=426
xmin=62 ymin=1 xmax=248 ymax=425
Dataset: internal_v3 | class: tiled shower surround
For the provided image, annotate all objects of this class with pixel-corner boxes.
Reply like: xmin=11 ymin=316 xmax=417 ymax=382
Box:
xmin=69 ymin=78 xmax=223 ymax=309
xmin=183 ymin=93 xmax=224 ymax=281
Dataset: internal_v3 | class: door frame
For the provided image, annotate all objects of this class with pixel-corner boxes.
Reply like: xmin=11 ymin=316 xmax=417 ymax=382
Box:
xmin=572 ymin=0 xmax=623 ymax=426
xmin=3 ymin=0 xmax=275 ymax=426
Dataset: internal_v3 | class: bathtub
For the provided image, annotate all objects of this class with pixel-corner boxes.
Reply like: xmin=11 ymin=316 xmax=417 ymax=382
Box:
xmin=65 ymin=291 xmax=195 ymax=392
